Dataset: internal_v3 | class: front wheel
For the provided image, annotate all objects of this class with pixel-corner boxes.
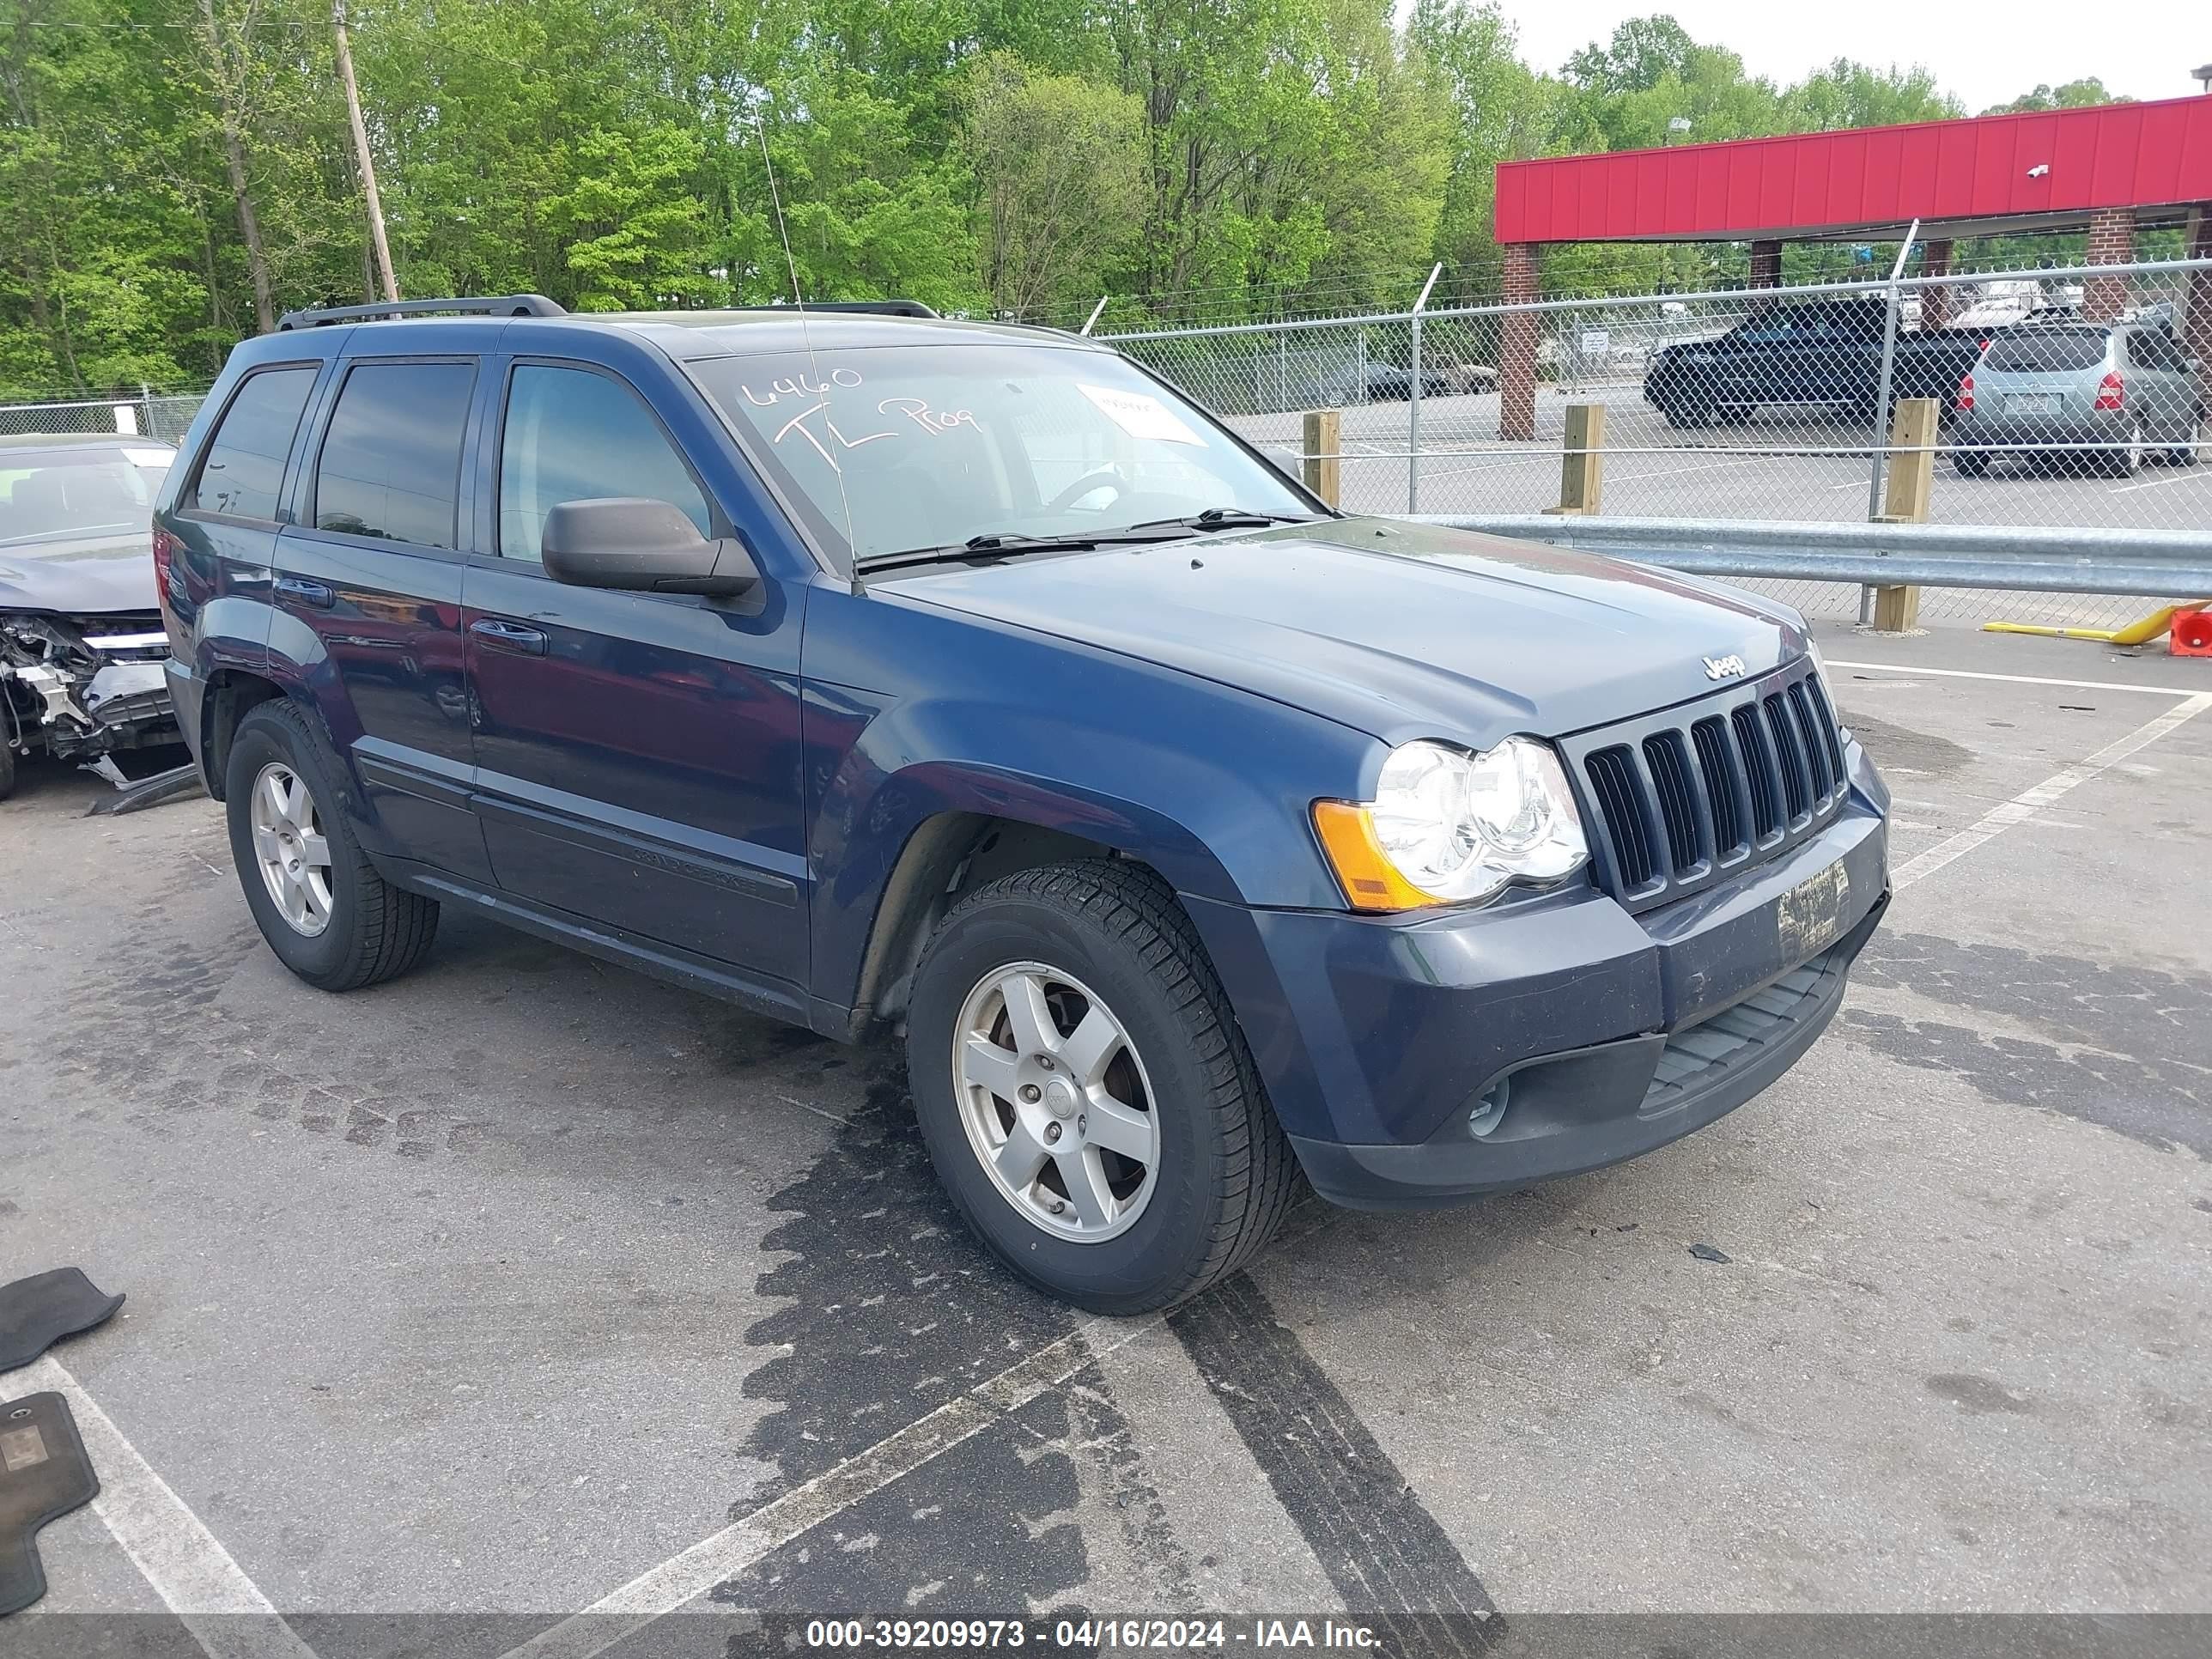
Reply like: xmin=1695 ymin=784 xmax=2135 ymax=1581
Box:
xmin=905 ymin=861 xmax=1297 ymax=1314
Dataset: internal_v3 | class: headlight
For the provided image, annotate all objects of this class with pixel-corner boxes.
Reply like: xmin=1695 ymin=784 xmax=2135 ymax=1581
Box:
xmin=1313 ymin=736 xmax=1588 ymax=911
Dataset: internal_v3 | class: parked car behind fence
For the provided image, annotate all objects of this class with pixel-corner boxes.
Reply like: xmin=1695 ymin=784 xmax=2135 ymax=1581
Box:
xmin=1952 ymin=320 xmax=2203 ymax=479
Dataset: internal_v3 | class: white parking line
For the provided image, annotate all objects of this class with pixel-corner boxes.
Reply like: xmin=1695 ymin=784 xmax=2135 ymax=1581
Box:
xmin=2111 ymin=465 xmax=2211 ymax=494
xmin=495 ymin=1315 xmax=1154 ymax=1659
xmin=1892 ymin=691 xmax=2212 ymax=890
xmin=1826 ymin=660 xmax=2208 ymax=697
xmin=18 ymin=1354 xmax=319 ymax=1659
xmin=1607 ymin=455 xmax=1765 ymax=484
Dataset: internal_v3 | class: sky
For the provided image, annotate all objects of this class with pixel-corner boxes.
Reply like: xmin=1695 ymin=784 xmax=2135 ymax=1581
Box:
xmin=1498 ymin=0 xmax=2211 ymax=116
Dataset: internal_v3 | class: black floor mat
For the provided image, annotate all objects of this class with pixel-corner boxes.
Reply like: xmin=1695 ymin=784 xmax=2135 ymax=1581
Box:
xmin=0 ymin=1270 xmax=124 ymax=1374
xmin=0 ymin=1390 xmax=98 ymax=1616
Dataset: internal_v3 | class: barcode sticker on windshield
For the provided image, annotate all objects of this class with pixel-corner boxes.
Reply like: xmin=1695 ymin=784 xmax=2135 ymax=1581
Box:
xmin=1078 ymin=384 xmax=1205 ymax=447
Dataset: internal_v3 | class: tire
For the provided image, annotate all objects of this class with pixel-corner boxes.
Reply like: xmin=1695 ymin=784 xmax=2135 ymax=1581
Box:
xmin=2174 ymin=417 xmax=2203 ymax=467
xmin=2107 ymin=421 xmax=2144 ymax=479
xmin=1663 ymin=402 xmax=1712 ymax=429
xmin=224 ymin=699 xmax=438 ymax=992
xmin=0 ymin=740 xmax=15 ymax=802
xmin=905 ymin=860 xmax=1297 ymax=1315
xmin=1953 ymin=450 xmax=1990 ymax=477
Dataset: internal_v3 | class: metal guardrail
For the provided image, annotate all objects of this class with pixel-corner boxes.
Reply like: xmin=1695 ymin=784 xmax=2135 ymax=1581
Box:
xmin=1412 ymin=516 xmax=2212 ymax=599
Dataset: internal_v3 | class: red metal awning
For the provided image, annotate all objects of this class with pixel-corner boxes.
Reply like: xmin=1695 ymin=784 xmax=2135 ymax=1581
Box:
xmin=1495 ymin=95 xmax=2212 ymax=245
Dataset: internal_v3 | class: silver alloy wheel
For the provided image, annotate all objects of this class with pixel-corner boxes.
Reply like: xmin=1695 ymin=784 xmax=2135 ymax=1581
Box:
xmin=952 ymin=961 xmax=1160 ymax=1242
xmin=2126 ymin=421 xmax=2144 ymax=472
xmin=249 ymin=760 xmax=335 ymax=937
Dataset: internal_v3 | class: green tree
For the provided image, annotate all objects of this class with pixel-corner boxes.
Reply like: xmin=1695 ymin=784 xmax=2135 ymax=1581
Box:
xmin=1784 ymin=60 xmax=1961 ymax=131
xmin=1984 ymin=79 xmax=2121 ymax=114
xmin=960 ymin=52 xmax=1146 ymax=317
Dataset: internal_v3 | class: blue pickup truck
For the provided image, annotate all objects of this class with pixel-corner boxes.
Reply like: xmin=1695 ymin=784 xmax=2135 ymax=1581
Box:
xmin=153 ymin=296 xmax=1889 ymax=1313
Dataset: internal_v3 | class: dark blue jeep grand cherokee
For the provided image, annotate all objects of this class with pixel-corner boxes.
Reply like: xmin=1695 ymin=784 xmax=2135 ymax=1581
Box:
xmin=153 ymin=295 xmax=1888 ymax=1313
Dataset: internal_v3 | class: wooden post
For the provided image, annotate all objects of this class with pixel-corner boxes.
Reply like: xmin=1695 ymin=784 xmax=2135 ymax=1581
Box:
xmin=1871 ymin=395 xmax=1937 ymax=630
xmin=1302 ymin=409 xmax=1340 ymax=508
xmin=333 ymin=1 xmax=398 ymax=302
xmin=1545 ymin=402 xmax=1606 ymax=515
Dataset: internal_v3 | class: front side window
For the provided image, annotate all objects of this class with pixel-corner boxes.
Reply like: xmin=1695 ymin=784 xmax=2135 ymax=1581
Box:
xmin=191 ymin=367 xmax=316 ymax=520
xmin=498 ymin=365 xmax=712 ymax=562
xmin=313 ymin=361 xmax=474 ymax=547
xmin=688 ymin=343 xmax=1311 ymax=567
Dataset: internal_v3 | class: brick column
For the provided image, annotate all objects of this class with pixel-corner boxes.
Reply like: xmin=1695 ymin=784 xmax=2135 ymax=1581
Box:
xmin=2185 ymin=206 xmax=2211 ymax=422
xmin=1749 ymin=240 xmax=1783 ymax=289
xmin=1499 ymin=242 xmax=1539 ymax=442
xmin=1918 ymin=240 xmax=1955 ymax=331
xmin=2083 ymin=206 xmax=2134 ymax=323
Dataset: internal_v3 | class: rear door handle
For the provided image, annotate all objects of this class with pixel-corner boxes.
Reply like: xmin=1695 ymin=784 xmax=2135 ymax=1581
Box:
xmin=469 ymin=617 xmax=548 ymax=656
xmin=274 ymin=575 xmax=333 ymax=609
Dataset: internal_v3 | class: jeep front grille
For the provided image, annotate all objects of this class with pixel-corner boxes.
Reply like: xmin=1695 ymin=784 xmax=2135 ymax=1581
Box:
xmin=1563 ymin=662 xmax=1850 ymax=915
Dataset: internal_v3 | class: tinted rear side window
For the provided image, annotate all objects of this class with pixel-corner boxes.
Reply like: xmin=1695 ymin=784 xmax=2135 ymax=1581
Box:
xmin=1984 ymin=331 xmax=2108 ymax=374
xmin=2130 ymin=330 xmax=2186 ymax=372
xmin=313 ymin=361 xmax=475 ymax=547
xmin=190 ymin=367 xmax=317 ymax=520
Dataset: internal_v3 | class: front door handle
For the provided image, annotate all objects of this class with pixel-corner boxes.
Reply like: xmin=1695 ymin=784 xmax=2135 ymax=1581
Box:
xmin=469 ymin=617 xmax=548 ymax=656
xmin=274 ymin=575 xmax=333 ymax=609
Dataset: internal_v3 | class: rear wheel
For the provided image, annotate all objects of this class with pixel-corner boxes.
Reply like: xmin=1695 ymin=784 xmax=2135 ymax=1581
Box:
xmin=2107 ymin=421 xmax=2145 ymax=478
xmin=905 ymin=860 xmax=1297 ymax=1314
xmin=1953 ymin=449 xmax=1990 ymax=477
xmin=224 ymin=700 xmax=438 ymax=991
xmin=2173 ymin=416 xmax=2203 ymax=467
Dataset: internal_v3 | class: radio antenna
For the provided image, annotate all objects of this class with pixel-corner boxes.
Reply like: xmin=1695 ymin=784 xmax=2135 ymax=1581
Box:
xmin=750 ymin=111 xmax=859 ymax=582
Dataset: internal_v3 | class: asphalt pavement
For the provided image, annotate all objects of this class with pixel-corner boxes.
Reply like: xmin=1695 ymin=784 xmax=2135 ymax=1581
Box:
xmin=3 ymin=626 xmax=2209 ymax=1656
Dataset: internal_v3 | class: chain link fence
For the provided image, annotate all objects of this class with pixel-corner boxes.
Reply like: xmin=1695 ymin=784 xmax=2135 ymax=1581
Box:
xmin=1106 ymin=253 xmax=2212 ymax=633
xmin=0 ymin=391 xmax=209 ymax=447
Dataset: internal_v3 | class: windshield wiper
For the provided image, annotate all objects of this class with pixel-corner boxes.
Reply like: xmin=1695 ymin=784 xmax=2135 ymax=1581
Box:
xmin=858 ymin=526 xmax=1195 ymax=572
xmin=1127 ymin=507 xmax=1321 ymax=532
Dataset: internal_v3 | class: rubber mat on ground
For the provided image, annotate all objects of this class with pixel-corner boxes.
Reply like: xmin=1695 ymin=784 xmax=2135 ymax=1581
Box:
xmin=0 ymin=1270 xmax=124 ymax=1374
xmin=0 ymin=1390 xmax=98 ymax=1616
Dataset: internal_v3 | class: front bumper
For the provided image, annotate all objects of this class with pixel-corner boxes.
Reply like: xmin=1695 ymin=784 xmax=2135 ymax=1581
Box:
xmin=1185 ymin=752 xmax=1888 ymax=1209
xmin=3 ymin=653 xmax=177 ymax=762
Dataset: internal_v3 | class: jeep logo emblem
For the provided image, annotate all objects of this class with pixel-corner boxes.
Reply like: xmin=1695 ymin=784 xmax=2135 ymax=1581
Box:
xmin=1703 ymin=653 xmax=1747 ymax=681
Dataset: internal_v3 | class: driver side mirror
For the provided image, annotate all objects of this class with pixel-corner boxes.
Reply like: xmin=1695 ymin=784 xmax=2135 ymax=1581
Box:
xmin=541 ymin=497 xmax=758 ymax=599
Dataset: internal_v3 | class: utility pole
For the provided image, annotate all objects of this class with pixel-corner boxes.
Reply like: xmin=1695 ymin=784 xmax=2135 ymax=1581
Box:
xmin=331 ymin=1 xmax=398 ymax=302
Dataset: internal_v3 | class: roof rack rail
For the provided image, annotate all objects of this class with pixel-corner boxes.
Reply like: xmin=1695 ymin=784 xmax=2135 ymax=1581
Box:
xmin=783 ymin=300 xmax=939 ymax=319
xmin=276 ymin=294 xmax=567 ymax=331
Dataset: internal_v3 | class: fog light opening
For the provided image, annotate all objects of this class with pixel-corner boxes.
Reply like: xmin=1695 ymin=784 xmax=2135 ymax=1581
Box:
xmin=1468 ymin=1077 xmax=1511 ymax=1139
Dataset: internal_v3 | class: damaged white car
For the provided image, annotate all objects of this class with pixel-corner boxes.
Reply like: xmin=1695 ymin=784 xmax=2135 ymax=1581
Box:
xmin=0 ymin=434 xmax=179 ymax=800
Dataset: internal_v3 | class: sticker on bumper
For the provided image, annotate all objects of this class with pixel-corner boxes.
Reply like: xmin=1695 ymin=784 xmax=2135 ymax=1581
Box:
xmin=1777 ymin=860 xmax=1852 ymax=961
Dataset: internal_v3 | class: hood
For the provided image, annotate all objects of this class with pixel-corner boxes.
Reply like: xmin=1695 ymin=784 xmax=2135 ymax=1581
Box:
xmin=878 ymin=518 xmax=1807 ymax=746
xmin=0 ymin=531 xmax=156 ymax=615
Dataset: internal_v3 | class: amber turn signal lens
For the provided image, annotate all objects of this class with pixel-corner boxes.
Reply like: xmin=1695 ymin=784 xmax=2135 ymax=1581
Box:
xmin=1311 ymin=801 xmax=1437 ymax=913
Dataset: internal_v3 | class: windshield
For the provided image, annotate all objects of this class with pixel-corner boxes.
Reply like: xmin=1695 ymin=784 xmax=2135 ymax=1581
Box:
xmin=687 ymin=343 xmax=1314 ymax=567
xmin=0 ymin=446 xmax=170 ymax=550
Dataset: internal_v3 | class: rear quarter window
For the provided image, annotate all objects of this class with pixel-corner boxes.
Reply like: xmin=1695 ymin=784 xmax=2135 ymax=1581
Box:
xmin=188 ymin=367 xmax=318 ymax=520
xmin=1984 ymin=331 xmax=2107 ymax=374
